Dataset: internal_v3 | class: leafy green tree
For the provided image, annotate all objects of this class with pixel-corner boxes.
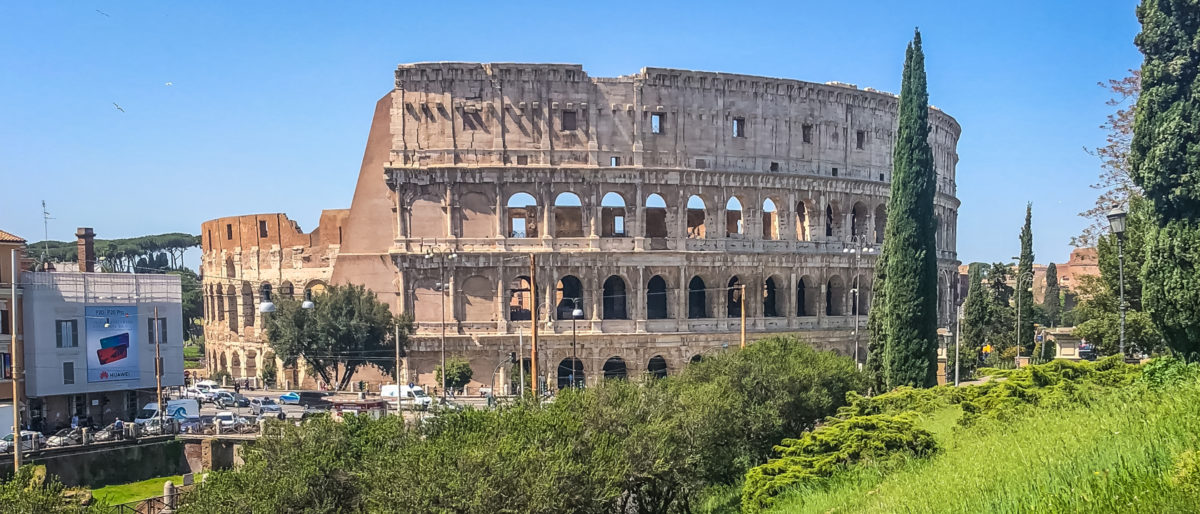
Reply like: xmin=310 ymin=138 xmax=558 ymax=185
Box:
xmin=260 ymin=357 xmax=277 ymax=388
xmin=959 ymin=263 xmax=989 ymax=375
xmin=985 ymin=263 xmax=1016 ymax=355
xmin=1017 ymin=203 xmax=1036 ymax=354
xmin=1070 ymin=275 xmax=1163 ymax=357
xmin=880 ymin=30 xmax=940 ymax=388
xmin=264 ymin=283 xmax=413 ymax=390
xmin=865 ymin=251 xmax=889 ymax=392
xmin=0 ymin=466 xmax=78 ymax=513
xmin=434 ymin=357 xmax=474 ymax=393
xmin=1131 ymin=0 xmax=1200 ymax=359
xmin=168 ymin=268 xmax=203 ymax=340
xmin=1043 ymin=263 xmax=1061 ymax=327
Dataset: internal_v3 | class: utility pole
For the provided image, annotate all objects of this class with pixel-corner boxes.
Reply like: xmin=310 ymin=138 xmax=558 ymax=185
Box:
xmin=954 ymin=303 xmax=962 ymax=386
xmin=11 ymin=250 xmax=21 ymax=471
xmin=739 ymin=284 xmax=747 ymax=349
xmin=394 ymin=321 xmax=402 ymax=398
xmin=528 ymin=253 xmax=538 ymax=397
xmin=154 ymin=306 xmax=163 ymax=427
xmin=517 ymin=326 xmax=525 ymax=397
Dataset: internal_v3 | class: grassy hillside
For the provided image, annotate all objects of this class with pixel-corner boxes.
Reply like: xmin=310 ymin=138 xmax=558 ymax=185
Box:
xmin=767 ymin=362 xmax=1200 ymax=513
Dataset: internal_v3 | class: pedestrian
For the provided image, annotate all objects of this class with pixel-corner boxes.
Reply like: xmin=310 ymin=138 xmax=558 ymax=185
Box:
xmin=234 ymin=382 xmax=241 ymax=394
xmin=70 ymin=414 xmax=79 ymax=429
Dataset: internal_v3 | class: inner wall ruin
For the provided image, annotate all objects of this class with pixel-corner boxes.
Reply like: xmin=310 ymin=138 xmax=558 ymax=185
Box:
xmin=201 ymin=62 xmax=962 ymax=392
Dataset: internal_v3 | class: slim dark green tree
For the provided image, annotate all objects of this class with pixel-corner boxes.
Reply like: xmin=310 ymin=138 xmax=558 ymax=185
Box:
xmin=1017 ymin=203 xmax=1036 ymax=353
xmin=880 ymin=29 xmax=940 ymax=388
xmin=1043 ymin=263 xmax=1061 ymax=327
xmin=1131 ymin=0 xmax=1200 ymax=358
xmin=865 ymin=251 xmax=888 ymax=392
xmin=959 ymin=264 xmax=989 ymax=374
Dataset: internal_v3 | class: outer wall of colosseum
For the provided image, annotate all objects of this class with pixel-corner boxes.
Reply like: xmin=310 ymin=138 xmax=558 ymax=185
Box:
xmin=202 ymin=63 xmax=962 ymax=393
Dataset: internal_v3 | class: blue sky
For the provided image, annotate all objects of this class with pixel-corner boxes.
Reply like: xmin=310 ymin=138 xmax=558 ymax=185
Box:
xmin=0 ymin=1 xmax=1141 ymax=267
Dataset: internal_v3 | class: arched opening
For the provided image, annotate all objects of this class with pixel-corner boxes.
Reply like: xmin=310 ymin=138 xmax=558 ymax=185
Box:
xmin=224 ymin=257 xmax=235 ymax=278
xmin=215 ymin=284 xmax=226 ymax=323
xmin=461 ymin=275 xmax=494 ymax=322
xmin=230 ymin=352 xmax=242 ymax=379
xmin=645 ymin=194 xmax=668 ymax=238
xmin=762 ymin=199 xmax=779 ymax=240
xmin=686 ymin=195 xmax=707 ymax=238
xmin=240 ymin=283 xmax=254 ymax=328
xmin=602 ymin=275 xmax=628 ymax=320
xmin=245 ymin=349 xmax=259 ymax=381
xmin=727 ymin=276 xmax=743 ymax=318
xmin=797 ymin=276 xmax=818 ymax=316
xmin=938 ymin=275 xmax=948 ymax=323
xmin=826 ymin=276 xmax=846 ymax=316
xmin=602 ymin=357 xmax=628 ymax=380
xmin=508 ymin=276 xmax=532 ymax=321
xmin=278 ymin=281 xmax=294 ymax=299
xmin=555 ymin=275 xmax=584 ymax=320
xmin=689 ymin=354 xmax=703 ymax=364
xmin=796 ymin=201 xmax=811 ymax=241
xmin=219 ymin=353 xmax=228 ymax=374
xmin=461 ymin=192 xmax=496 ymax=238
xmin=557 ymin=358 xmax=585 ymax=389
xmin=688 ymin=276 xmax=708 ymax=319
xmin=763 ymin=277 xmax=779 ymax=317
xmin=854 ymin=274 xmax=870 ymax=315
xmin=825 ymin=203 xmax=839 ymax=238
xmin=226 ymin=286 xmax=238 ymax=333
xmin=934 ymin=215 xmax=942 ymax=251
xmin=506 ymin=193 xmax=539 ymax=238
xmin=647 ymin=355 xmax=668 ymax=379
xmin=410 ymin=195 xmax=447 ymax=238
xmin=647 ymin=275 xmax=669 ymax=319
xmin=874 ymin=204 xmax=886 ymax=244
xmin=852 ymin=202 xmax=868 ymax=239
xmin=554 ymin=192 xmax=585 ymax=238
xmin=600 ymin=192 xmax=628 ymax=237
xmin=726 ymin=197 xmax=744 ymax=237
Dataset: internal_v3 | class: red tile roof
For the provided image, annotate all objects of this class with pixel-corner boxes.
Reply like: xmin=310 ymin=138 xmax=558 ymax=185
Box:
xmin=0 ymin=229 xmax=26 ymax=243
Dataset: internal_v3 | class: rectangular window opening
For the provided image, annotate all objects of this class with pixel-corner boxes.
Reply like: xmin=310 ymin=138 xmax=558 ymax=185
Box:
xmin=733 ymin=117 xmax=746 ymax=138
xmin=63 ymin=361 xmax=74 ymax=385
xmin=856 ymin=130 xmax=865 ymax=150
xmin=802 ymin=124 xmax=813 ymax=143
xmin=258 ymin=220 xmax=268 ymax=238
xmin=561 ymin=111 xmax=577 ymax=131
xmin=832 ymin=168 xmax=839 ymax=177
xmin=610 ymin=156 xmax=621 ymax=167
xmin=516 ymin=155 xmax=529 ymax=165
xmin=225 ymin=224 xmax=233 ymax=240
xmin=56 ymin=320 xmax=78 ymax=348
xmin=147 ymin=317 xmax=167 ymax=345
xmin=651 ymin=113 xmax=664 ymax=134
xmin=879 ymin=173 xmax=885 ymax=181
xmin=769 ymin=162 xmax=780 ymax=172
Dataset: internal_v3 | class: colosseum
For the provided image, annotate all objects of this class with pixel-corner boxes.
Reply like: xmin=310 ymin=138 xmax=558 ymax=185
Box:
xmin=201 ymin=62 xmax=962 ymax=393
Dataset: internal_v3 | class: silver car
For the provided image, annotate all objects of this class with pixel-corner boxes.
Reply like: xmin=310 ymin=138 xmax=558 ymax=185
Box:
xmin=250 ymin=397 xmax=282 ymax=416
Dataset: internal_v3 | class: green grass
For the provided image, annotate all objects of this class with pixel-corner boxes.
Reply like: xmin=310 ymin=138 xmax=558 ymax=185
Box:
xmin=769 ymin=380 xmax=1200 ymax=513
xmin=183 ymin=346 xmax=201 ymax=360
xmin=92 ymin=475 xmax=183 ymax=506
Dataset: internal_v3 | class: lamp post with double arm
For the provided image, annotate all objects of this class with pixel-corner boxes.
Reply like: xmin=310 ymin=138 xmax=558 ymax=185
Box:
xmin=843 ymin=235 xmax=875 ymax=368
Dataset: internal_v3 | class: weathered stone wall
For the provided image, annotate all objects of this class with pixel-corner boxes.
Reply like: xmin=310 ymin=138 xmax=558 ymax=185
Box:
xmin=201 ymin=63 xmax=963 ymax=392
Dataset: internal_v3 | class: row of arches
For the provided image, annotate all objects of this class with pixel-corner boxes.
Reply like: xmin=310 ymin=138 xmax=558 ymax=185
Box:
xmin=417 ymin=271 xmax=871 ymax=324
xmin=501 ymin=191 xmax=890 ymax=243
xmin=203 ymin=280 xmax=328 ymax=332
xmin=556 ymin=355 xmax=671 ymax=388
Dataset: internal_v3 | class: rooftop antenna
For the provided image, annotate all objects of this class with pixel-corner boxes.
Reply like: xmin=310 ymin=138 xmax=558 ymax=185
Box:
xmin=41 ymin=200 xmax=53 ymax=268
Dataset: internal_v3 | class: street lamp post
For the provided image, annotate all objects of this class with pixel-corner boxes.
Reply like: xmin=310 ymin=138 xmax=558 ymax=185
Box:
xmin=843 ymin=236 xmax=875 ymax=368
xmin=1014 ymin=271 xmax=1033 ymax=365
xmin=570 ymin=298 xmax=583 ymax=388
xmin=1107 ymin=206 xmax=1128 ymax=357
xmin=425 ymin=248 xmax=457 ymax=400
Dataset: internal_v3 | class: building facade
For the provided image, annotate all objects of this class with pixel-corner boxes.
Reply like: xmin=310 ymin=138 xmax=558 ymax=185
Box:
xmin=17 ymin=229 xmax=184 ymax=431
xmin=202 ymin=63 xmax=963 ymax=392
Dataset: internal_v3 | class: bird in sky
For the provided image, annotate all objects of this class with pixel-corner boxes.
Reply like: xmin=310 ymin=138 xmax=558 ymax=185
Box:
xmin=95 ymin=9 xmax=109 ymax=17
xmin=113 ymin=103 xmax=125 ymax=113
xmin=164 ymin=82 xmax=173 ymax=86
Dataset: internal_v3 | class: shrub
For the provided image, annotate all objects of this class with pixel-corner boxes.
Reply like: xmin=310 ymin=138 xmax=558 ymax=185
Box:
xmin=741 ymin=414 xmax=937 ymax=513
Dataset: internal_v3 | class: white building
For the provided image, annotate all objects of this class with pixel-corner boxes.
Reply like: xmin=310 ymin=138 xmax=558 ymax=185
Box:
xmin=21 ymin=271 xmax=183 ymax=430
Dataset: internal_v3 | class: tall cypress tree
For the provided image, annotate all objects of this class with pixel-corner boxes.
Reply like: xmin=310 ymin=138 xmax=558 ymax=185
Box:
xmin=1132 ymin=0 xmax=1200 ymax=359
xmin=959 ymin=263 xmax=989 ymax=375
xmin=1043 ymin=262 xmax=1061 ymax=327
xmin=865 ymin=251 xmax=888 ymax=392
xmin=880 ymin=29 xmax=940 ymax=388
xmin=1017 ymin=203 xmax=1035 ymax=353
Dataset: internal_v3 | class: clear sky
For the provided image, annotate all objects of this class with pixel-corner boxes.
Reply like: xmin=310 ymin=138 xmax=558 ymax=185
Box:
xmin=0 ymin=1 xmax=1142 ymax=267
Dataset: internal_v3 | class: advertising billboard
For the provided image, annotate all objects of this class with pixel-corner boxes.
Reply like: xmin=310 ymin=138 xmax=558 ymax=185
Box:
xmin=85 ymin=306 xmax=139 ymax=383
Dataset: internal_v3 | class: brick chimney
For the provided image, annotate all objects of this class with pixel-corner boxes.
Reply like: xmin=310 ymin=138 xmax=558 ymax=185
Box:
xmin=76 ymin=227 xmax=95 ymax=272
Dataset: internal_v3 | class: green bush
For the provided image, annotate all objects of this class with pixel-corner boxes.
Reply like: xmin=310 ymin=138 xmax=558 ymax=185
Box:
xmin=741 ymin=414 xmax=937 ymax=513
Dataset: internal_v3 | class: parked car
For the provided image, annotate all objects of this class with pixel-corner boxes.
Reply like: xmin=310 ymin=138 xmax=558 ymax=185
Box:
xmin=0 ymin=431 xmax=45 ymax=452
xmin=204 ymin=388 xmax=230 ymax=404
xmin=250 ymin=397 xmax=282 ymax=416
xmin=280 ymin=391 xmax=333 ymax=408
xmin=381 ymin=384 xmax=433 ymax=410
xmin=214 ymin=392 xmax=250 ymax=409
xmin=1079 ymin=342 xmax=1098 ymax=361
xmin=214 ymin=411 xmax=248 ymax=430
xmin=91 ymin=422 xmax=124 ymax=442
xmin=46 ymin=428 xmax=82 ymax=448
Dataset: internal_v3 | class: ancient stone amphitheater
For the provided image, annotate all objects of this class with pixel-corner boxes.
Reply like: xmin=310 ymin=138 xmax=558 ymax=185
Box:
xmin=201 ymin=62 xmax=962 ymax=392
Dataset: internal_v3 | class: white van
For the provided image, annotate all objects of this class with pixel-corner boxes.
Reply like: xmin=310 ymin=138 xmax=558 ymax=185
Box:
xmin=136 ymin=399 xmax=200 ymax=424
xmin=381 ymin=384 xmax=433 ymax=410
xmin=187 ymin=380 xmax=219 ymax=399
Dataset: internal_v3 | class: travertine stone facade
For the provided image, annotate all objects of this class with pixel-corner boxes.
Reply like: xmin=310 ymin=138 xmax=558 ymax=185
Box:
xmin=202 ymin=63 xmax=962 ymax=392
